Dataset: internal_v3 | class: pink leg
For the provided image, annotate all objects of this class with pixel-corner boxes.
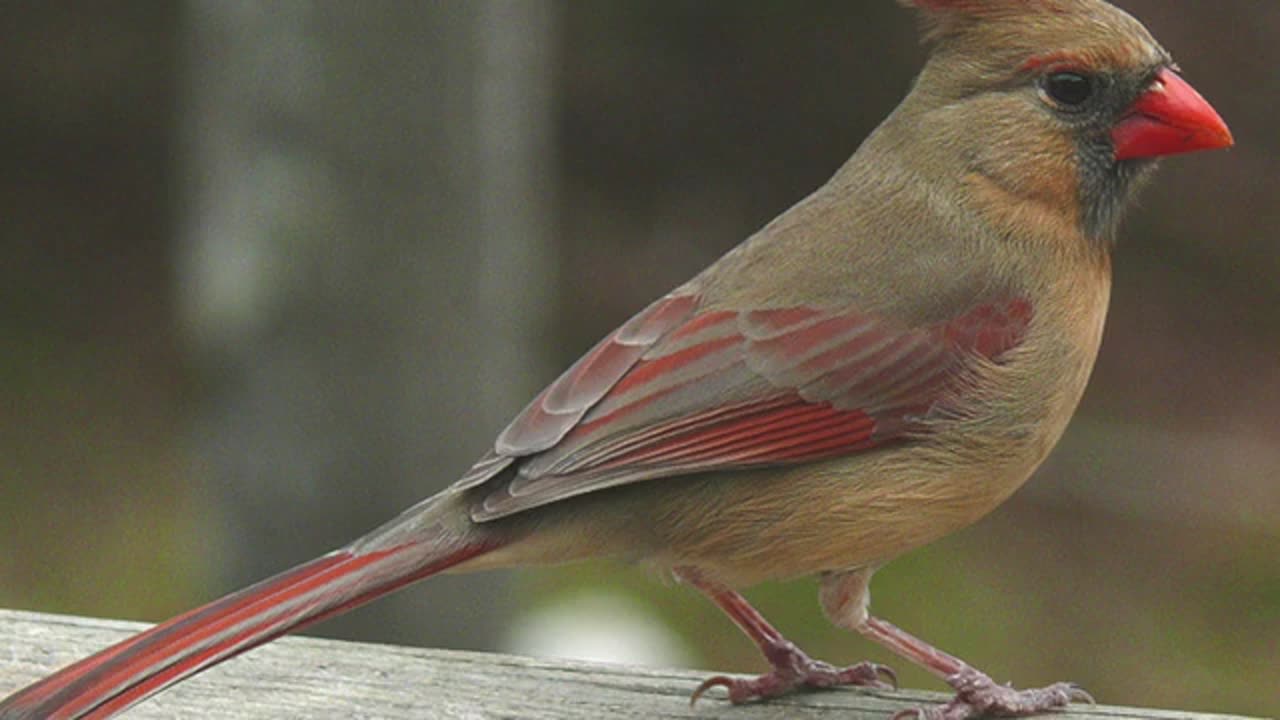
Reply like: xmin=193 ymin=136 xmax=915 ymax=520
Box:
xmin=859 ymin=617 xmax=1091 ymax=720
xmin=675 ymin=567 xmax=896 ymax=704
xmin=821 ymin=570 xmax=1093 ymax=720
xmin=859 ymin=616 xmax=966 ymax=679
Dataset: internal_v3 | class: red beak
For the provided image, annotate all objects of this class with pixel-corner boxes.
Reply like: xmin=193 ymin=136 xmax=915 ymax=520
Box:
xmin=1111 ymin=68 xmax=1233 ymax=161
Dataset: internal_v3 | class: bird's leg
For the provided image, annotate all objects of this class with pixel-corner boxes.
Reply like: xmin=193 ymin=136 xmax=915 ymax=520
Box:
xmin=821 ymin=569 xmax=1093 ymax=720
xmin=857 ymin=616 xmax=1092 ymax=720
xmin=675 ymin=566 xmax=896 ymax=704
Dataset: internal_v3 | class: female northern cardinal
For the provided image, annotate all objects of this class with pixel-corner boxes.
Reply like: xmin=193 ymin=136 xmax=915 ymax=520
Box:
xmin=1 ymin=1 xmax=1232 ymax=718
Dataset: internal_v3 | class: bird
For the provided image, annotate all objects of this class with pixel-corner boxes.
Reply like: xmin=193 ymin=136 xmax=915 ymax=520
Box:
xmin=1 ymin=0 xmax=1233 ymax=718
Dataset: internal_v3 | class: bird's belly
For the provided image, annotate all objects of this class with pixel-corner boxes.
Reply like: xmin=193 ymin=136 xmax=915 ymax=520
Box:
xmin=636 ymin=439 xmax=1039 ymax=587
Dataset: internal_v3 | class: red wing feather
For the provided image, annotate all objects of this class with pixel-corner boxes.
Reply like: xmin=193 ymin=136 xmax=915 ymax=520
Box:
xmin=454 ymin=293 xmax=1032 ymax=521
xmin=494 ymin=293 xmax=699 ymax=456
xmin=452 ymin=293 xmax=699 ymax=491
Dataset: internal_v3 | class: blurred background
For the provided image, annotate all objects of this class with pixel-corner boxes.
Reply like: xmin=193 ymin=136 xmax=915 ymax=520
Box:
xmin=1 ymin=1 xmax=1276 ymax=717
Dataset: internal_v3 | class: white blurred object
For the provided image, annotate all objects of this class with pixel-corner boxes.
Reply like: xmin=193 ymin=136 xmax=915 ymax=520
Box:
xmin=503 ymin=591 xmax=695 ymax=668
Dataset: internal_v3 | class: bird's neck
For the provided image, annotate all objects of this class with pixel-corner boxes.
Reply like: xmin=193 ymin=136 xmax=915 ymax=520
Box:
xmin=853 ymin=91 xmax=1117 ymax=265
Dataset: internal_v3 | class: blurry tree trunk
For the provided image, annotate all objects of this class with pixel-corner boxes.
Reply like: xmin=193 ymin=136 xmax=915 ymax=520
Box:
xmin=175 ymin=1 xmax=556 ymax=650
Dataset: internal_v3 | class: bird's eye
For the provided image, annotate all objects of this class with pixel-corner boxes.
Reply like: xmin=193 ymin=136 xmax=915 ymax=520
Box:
xmin=1042 ymin=71 xmax=1094 ymax=108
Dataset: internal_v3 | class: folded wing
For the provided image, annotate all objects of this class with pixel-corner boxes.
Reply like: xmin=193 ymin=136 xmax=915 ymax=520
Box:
xmin=453 ymin=292 xmax=1032 ymax=521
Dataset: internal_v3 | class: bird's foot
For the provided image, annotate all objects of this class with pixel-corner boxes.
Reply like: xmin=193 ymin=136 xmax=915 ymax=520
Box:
xmin=691 ymin=639 xmax=896 ymax=705
xmin=894 ymin=667 xmax=1093 ymax=720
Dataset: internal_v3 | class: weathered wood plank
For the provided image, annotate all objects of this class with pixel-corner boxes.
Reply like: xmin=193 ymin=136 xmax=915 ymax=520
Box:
xmin=0 ymin=609 xmax=1259 ymax=719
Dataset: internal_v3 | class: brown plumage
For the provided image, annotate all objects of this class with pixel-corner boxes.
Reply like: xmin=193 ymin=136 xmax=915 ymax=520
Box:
xmin=1 ymin=1 xmax=1231 ymax=718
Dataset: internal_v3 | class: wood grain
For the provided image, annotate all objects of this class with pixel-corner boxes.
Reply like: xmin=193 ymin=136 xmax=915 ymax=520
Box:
xmin=0 ymin=609 xmax=1259 ymax=720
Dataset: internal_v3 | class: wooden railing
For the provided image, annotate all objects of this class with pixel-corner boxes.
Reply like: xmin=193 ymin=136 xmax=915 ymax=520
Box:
xmin=0 ymin=609 xmax=1261 ymax=719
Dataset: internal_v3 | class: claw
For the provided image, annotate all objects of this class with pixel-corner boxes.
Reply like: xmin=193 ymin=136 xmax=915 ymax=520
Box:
xmin=873 ymin=662 xmax=899 ymax=690
xmin=833 ymin=660 xmax=897 ymax=690
xmin=1067 ymin=683 xmax=1096 ymax=705
xmin=689 ymin=675 xmax=733 ymax=706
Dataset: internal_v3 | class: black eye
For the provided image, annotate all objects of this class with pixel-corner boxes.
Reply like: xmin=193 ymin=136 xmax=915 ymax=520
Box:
xmin=1043 ymin=71 xmax=1094 ymax=107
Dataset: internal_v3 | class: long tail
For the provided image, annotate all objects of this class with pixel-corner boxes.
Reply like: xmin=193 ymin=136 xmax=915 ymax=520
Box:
xmin=0 ymin=507 xmax=503 ymax=720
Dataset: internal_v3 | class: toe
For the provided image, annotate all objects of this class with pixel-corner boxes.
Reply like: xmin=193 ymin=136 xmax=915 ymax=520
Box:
xmin=835 ymin=660 xmax=898 ymax=690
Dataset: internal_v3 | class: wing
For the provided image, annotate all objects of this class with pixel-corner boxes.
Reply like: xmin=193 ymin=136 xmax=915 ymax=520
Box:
xmin=452 ymin=291 xmax=1032 ymax=521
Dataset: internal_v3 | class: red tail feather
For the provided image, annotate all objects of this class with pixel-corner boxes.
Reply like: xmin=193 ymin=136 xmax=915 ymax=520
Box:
xmin=0 ymin=539 xmax=498 ymax=719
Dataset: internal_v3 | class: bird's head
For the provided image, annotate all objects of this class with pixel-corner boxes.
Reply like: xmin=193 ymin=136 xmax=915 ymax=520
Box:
xmin=893 ymin=0 xmax=1233 ymax=245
